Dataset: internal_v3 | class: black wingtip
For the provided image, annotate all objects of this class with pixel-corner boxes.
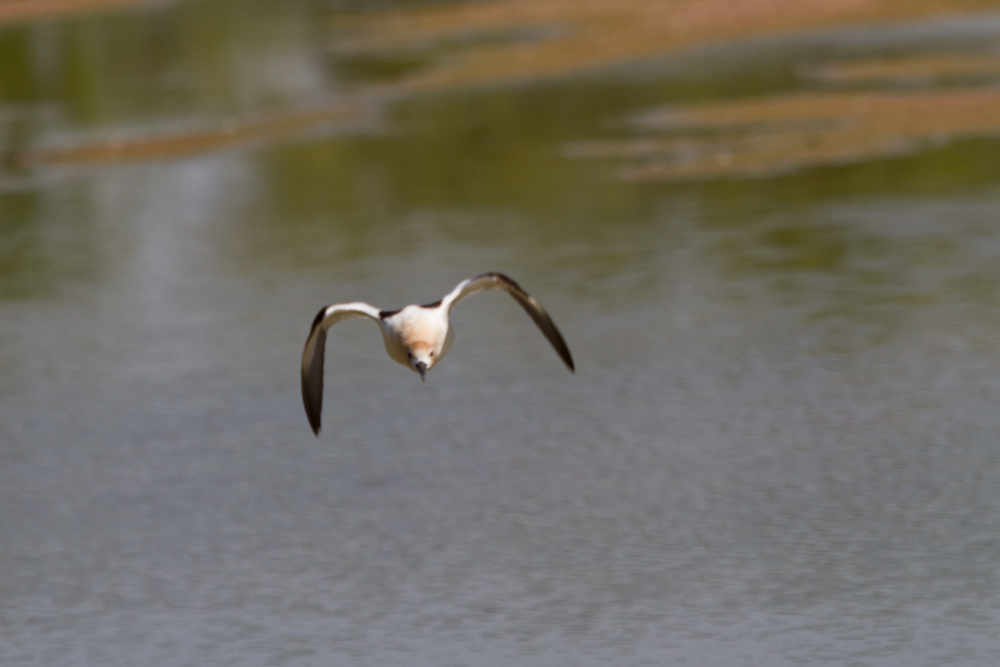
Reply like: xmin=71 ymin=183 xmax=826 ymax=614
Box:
xmin=302 ymin=377 xmax=322 ymax=436
xmin=501 ymin=285 xmax=575 ymax=376
xmin=305 ymin=403 xmax=322 ymax=436
xmin=559 ymin=347 xmax=575 ymax=373
xmin=302 ymin=328 xmax=326 ymax=437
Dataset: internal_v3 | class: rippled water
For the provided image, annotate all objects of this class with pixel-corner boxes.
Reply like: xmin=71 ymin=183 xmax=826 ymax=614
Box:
xmin=3 ymin=3 xmax=1000 ymax=665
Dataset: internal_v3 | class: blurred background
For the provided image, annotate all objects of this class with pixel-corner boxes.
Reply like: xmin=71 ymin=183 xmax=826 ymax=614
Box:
xmin=3 ymin=0 xmax=1000 ymax=664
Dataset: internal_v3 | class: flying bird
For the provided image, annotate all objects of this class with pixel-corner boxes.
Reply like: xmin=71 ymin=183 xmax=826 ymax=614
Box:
xmin=301 ymin=272 xmax=574 ymax=435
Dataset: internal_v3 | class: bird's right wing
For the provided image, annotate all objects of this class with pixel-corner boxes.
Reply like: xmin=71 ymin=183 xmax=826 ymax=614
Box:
xmin=301 ymin=302 xmax=382 ymax=436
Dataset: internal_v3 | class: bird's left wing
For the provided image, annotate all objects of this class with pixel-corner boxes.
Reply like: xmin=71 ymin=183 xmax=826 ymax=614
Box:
xmin=301 ymin=302 xmax=382 ymax=436
xmin=441 ymin=273 xmax=575 ymax=372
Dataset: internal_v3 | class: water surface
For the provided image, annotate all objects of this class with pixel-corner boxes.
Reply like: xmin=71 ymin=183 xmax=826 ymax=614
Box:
xmin=2 ymin=2 xmax=1000 ymax=665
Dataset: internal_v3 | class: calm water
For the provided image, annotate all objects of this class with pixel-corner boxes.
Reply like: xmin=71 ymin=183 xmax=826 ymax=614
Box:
xmin=3 ymin=3 xmax=1000 ymax=665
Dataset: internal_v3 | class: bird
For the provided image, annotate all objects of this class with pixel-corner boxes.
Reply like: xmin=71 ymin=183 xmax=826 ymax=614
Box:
xmin=301 ymin=272 xmax=574 ymax=435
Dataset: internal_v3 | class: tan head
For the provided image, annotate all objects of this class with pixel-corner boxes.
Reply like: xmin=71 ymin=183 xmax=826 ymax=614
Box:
xmin=406 ymin=341 xmax=437 ymax=380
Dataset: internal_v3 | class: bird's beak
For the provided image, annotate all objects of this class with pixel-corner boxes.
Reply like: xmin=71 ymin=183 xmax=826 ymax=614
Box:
xmin=415 ymin=361 xmax=427 ymax=381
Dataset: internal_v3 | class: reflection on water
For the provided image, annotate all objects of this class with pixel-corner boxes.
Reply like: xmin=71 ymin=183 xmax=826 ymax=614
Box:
xmin=3 ymin=2 xmax=1000 ymax=665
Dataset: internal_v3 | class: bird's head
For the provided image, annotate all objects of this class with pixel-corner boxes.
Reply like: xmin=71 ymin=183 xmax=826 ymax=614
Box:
xmin=406 ymin=342 xmax=437 ymax=381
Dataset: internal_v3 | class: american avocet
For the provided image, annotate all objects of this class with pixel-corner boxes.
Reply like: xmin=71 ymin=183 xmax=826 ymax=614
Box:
xmin=301 ymin=273 xmax=574 ymax=435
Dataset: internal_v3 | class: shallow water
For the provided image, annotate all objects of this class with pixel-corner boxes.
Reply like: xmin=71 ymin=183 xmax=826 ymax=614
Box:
xmin=3 ymin=3 xmax=1000 ymax=665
